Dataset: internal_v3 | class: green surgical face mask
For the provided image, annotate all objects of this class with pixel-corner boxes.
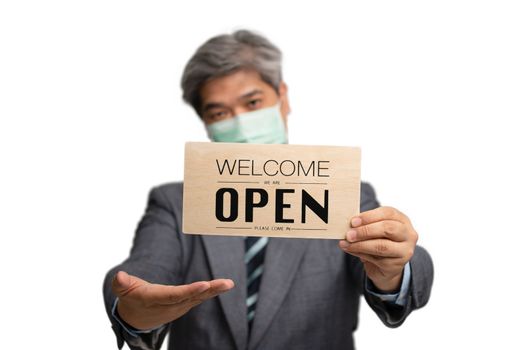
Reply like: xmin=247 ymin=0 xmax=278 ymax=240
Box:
xmin=206 ymin=103 xmax=288 ymax=144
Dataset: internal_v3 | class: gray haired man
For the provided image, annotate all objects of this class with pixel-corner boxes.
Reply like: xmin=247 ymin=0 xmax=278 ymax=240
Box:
xmin=103 ymin=29 xmax=433 ymax=350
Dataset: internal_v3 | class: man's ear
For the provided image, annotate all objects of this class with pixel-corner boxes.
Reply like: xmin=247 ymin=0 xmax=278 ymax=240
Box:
xmin=278 ymin=81 xmax=291 ymax=123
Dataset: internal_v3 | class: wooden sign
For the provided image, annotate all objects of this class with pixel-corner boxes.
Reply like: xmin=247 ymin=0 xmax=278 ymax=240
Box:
xmin=183 ymin=142 xmax=361 ymax=239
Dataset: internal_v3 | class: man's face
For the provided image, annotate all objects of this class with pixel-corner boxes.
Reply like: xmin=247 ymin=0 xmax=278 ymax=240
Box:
xmin=198 ymin=69 xmax=290 ymax=127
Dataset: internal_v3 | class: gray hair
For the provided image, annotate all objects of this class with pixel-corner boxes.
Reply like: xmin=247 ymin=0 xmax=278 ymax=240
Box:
xmin=181 ymin=29 xmax=283 ymax=115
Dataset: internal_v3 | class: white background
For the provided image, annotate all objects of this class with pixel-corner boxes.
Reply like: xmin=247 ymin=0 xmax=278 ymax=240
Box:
xmin=1 ymin=1 xmax=524 ymax=349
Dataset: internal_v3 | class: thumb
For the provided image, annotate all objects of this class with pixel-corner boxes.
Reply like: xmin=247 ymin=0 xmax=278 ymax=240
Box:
xmin=112 ymin=271 xmax=145 ymax=297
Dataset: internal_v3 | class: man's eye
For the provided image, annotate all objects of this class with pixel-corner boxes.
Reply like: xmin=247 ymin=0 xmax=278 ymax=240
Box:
xmin=204 ymin=110 xmax=228 ymax=123
xmin=247 ymin=99 xmax=262 ymax=109
xmin=211 ymin=111 xmax=228 ymax=120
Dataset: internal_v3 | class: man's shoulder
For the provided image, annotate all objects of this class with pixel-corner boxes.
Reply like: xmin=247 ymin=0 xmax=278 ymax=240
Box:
xmin=146 ymin=181 xmax=184 ymax=210
xmin=152 ymin=181 xmax=183 ymax=195
xmin=360 ymin=181 xmax=379 ymax=211
xmin=361 ymin=181 xmax=375 ymax=197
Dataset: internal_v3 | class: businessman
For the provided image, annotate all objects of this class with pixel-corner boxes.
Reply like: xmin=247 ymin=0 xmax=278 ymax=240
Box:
xmin=103 ymin=29 xmax=434 ymax=350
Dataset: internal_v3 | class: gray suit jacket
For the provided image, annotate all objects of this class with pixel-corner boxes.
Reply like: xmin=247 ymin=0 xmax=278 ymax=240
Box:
xmin=103 ymin=182 xmax=433 ymax=350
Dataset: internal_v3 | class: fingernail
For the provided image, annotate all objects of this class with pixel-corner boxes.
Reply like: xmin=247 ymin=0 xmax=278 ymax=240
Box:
xmin=340 ymin=240 xmax=350 ymax=249
xmin=351 ymin=217 xmax=362 ymax=228
xmin=346 ymin=230 xmax=357 ymax=242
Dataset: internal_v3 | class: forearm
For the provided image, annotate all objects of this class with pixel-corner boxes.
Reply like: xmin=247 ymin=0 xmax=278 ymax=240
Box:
xmin=103 ymin=263 xmax=174 ymax=350
xmin=103 ymin=185 xmax=188 ymax=349
xmin=363 ymin=245 xmax=433 ymax=327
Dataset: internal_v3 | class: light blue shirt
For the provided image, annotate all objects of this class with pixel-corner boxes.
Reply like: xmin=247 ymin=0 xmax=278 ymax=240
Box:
xmin=112 ymin=262 xmax=412 ymax=337
xmin=365 ymin=262 xmax=411 ymax=306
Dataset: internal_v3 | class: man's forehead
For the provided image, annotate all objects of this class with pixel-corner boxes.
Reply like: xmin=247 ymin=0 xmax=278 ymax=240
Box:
xmin=199 ymin=70 xmax=271 ymax=105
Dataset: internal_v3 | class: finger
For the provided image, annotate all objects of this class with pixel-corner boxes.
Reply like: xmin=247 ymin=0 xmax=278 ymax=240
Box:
xmin=164 ymin=279 xmax=235 ymax=313
xmin=147 ymin=281 xmax=212 ymax=305
xmin=346 ymin=220 xmax=406 ymax=243
xmin=351 ymin=252 xmax=404 ymax=272
xmin=339 ymin=239 xmax=402 ymax=258
xmin=349 ymin=251 xmax=382 ymax=267
xmin=149 ymin=279 xmax=234 ymax=306
xmin=186 ymin=279 xmax=235 ymax=303
xmin=350 ymin=206 xmax=407 ymax=228
xmin=112 ymin=271 xmax=131 ymax=296
xmin=112 ymin=271 xmax=147 ymax=297
xmin=354 ymin=254 xmax=387 ymax=277
xmin=209 ymin=279 xmax=235 ymax=292
xmin=354 ymin=252 xmax=381 ymax=264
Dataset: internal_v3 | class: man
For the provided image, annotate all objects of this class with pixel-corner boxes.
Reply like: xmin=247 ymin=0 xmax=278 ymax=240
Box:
xmin=103 ymin=29 xmax=433 ymax=350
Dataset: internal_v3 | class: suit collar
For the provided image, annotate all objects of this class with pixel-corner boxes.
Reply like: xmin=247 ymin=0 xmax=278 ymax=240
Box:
xmin=248 ymin=237 xmax=310 ymax=350
xmin=202 ymin=235 xmax=310 ymax=350
xmin=202 ymin=235 xmax=248 ymax=350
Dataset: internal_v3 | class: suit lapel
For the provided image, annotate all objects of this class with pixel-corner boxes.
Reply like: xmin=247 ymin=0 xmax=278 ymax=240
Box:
xmin=248 ymin=237 xmax=310 ymax=350
xmin=202 ymin=235 xmax=248 ymax=350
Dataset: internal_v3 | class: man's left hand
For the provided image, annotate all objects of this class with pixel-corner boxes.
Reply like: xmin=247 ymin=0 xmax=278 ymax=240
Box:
xmin=339 ymin=206 xmax=418 ymax=293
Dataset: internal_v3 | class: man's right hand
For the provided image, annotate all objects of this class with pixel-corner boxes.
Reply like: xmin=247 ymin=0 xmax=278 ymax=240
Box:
xmin=112 ymin=271 xmax=235 ymax=330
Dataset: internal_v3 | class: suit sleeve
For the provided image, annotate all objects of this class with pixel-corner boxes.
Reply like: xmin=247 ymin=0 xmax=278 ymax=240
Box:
xmin=358 ymin=183 xmax=434 ymax=328
xmin=102 ymin=185 xmax=185 ymax=350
